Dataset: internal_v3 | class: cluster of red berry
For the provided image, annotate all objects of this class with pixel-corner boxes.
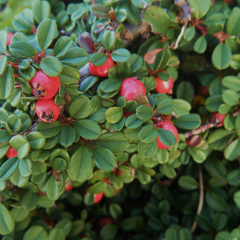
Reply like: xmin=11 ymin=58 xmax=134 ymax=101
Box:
xmin=29 ymin=71 xmax=61 ymax=123
xmin=89 ymin=56 xmax=178 ymax=150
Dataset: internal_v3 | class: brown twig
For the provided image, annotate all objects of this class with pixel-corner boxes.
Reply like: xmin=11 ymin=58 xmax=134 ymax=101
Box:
xmin=233 ymin=108 xmax=240 ymax=117
xmin=184 ymin=108 xmax=240 ymax=139
xmin=23 ymin=119 xmax=40 ymax=136
xmin=183 ymin=121 xmax=218 ymax=138
xmin=190 ymin=165 xmax=204 ymax=233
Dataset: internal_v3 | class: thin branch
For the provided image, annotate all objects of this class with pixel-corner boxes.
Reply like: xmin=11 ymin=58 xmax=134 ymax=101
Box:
xmin=23 ymin=119 xmax=40 ymax=136
xmin=184 ymin=108 xmax=240 ymax=139
xmin=190 ymin=165 xmax=204 ymax=233
xmin=183 ymin=121 xmax=217 ymax=138
xmin=174 ymin=21 xmax=188 ymax=49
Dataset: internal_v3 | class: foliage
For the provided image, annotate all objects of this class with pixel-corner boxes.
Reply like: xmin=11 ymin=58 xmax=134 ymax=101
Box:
xmin=0 ymin=0 xmax=240 ymax=239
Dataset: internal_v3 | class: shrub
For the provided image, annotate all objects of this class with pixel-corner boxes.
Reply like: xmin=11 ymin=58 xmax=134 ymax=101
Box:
xmin=0 ymin=0 xmax=240 ymax=239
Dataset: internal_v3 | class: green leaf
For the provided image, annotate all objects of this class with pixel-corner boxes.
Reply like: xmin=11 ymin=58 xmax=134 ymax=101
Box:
xmin=10 ymin=41 xmax=36 ymax=58
xmin=59 ymin=65 xmax=80 ymax=85
xmin=12 ymin=9 xmax=33 ymax=32
xmin=136 ymin=105 xmax=153 ymax=120
xmin=97 ymin=132 xmax=129 ymax=153
xmin=178 ymin=176 xmax=198 ymax=190
xmin=90 ymin=53 xmax=107 ymax=67
xmin=100 ymin=78 xmax=122 ymax=93
xmin=23 ymin=226 xmax=47 ymax=240
xmin=157 ymin=99 xmax=175 ymax=114
xmin=59 ymin=47 xmax=88 ymax=67
xmin=208 ymin=129 xmax=233 ymax=150
xmin=100 ymin=224 xmax=118 ymax=240
xmin=162 ymin=164 xmax=176 ymax=178
xmin=35 ymin=121 xmax=62 ymax=138
xmin=176 ymin=81 xmax=194 ymax=103
xmin=11 ymin=207 xmax=29 ymax=222
xmin=19 ymin=158 xmax=32 ymax=177
xmin=21 ymin=191 xmax=38 ymax=210
xmin=10 ymin=135 xmax=30 ymax=159
xmin=222 ymin=90 xmax=239 ymax=106
xmin=206 ymin=190 xmax=228 ymax=212
xmin=79 ymin=76 xmax=98 ymax=92
xmin=111 ymin=48 xmax=130 ymax=63
xmin=142 ymin=6 xmax=169 ymax=35
xmin=0 ymin=202 xmax=15 ymax=235
xmin=205 ymin=95 xmax=223 ymax=112
xmin=0 ymin=55 xmax=7 ymax=75
xmin=0 ymin=30 xmax=7 ymax=53
xmin=116 ymin=9 xmax=127 ymax=22
xmin=54 ymin=36 xmax=72 ymax=58
xmin=0 ymin=157 xmax=19 ymax=180
xmin=27 ymin=131 xmax=46 ymax=149
xmin=40 ymin=56 xmax=63 ymax=77
xmin=0 ymin=66 xmax=14 ymax=99
xmin=183 ymin=27 xmax=196 ymax=41
xmin=46 ymin=175 xmax=59 ymax=200
xmin=48 ymin=228 xmax=65 ymax=240
xmin=173 ymin=99 xmax=191 ymax=117
xmin=32 ymin=0 xmax=51 ymax=23
xmin=189 ymin=0 xmax=211 ymax=18
xmin=173 ymin=114 xmax=200 ymax=130
xmin=179 ymin=229 xmax=192 ymax=240
xmin=93 ymin=147 xmax=117 ymax=172
xmin=125 ymin=114 xmax=144 ymax=129
xmin=74 ymin=119 xmax=101 ymax=140
xmin=212 ymin=43 xmax=232 ymax=70
xmin=106 ymin=107 xmax=123 ymax=124
xmin=138 ymin=140 xmax=158 ymax=158
xmin=68 ymin=146 xmax=93 ymax=182
xmin=226 ymin=9 xmax=240 ymax=36
xmin=69 ymin=96 xmax=93 ymax=119
xmin=222 ymin=76 xmax=240 ymax=91
xmin=91 ymin=4 xmax=109 ymax=18
xmin=103 ymin=31 xmax=116 ymax=51
xmin=158 ymin=129 xmax=176 ymax=147
xmin=224 ymin=139 xmax=240 ymax=161
xmin=71 ymin=6 xmax=91 ymax=21
xmin=59 ymin=125 xmax=76 ymax=147
xmin=194 ymin=36 xmax=207 ymax=53
xmin=37 ymin=19 xmax=57 ymax=51
xmin=139 ymin=124 xmax=158 ymax=143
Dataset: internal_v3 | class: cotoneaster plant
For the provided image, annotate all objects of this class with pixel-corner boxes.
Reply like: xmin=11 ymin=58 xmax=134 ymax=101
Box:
xmin=0 ymin=1 xmax=240 ymax=240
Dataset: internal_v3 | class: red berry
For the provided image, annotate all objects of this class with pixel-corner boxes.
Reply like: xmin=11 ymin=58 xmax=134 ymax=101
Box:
xmin=38 ymin=189 xmax=47 ymax=196
xmin=84 ymin=188 xmax=104 ymax=204
xmin=6 ymin=146 xmax=18 ymax=158
xmin=104 ymin=178 xmax=110 ymax=184
xmin=65 ymin=183 xmax=73 ymax=191
xmin=91 ymin=0 xmax=97 ymax=3
xmin=93 ymin=192 xmax=104 ymax=204
xmin=123 ymin=112 xmax=134 ymax=118
xmin=157 ymin=121 xmax=179 ymax=149
xmin=29 ymin=71 xmax=60 ymax=99
xmin=120 ymin=78 xmax=147 ymax=101
xmin=98 ymin=217 xmax=113 ymax=228
xmin=116 ymin=169 xmax=124 ymax=176
xmin=224 ymin=0 xmax=234 ymax=4
xmin=89 ymin=56 xmax=114 ymax=78
xmin=44 ymin=220 xmax=54 ymax=227
xmin=199 ymin=85 xmax=209 ymax=96
xmin=7 ymin=33 xmax=14 ymax=46
xmin=155 ymin=71 xmax=174 ymax=94
xmin=211 ymin=112 xmax=226 ymax=127
xmin=35 ymin=98 xmax=60 ymax=123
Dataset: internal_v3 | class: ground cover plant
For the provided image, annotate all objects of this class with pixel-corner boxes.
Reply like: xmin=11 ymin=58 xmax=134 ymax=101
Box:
xmin=0 ymin=0 xmax=240 ymax=239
